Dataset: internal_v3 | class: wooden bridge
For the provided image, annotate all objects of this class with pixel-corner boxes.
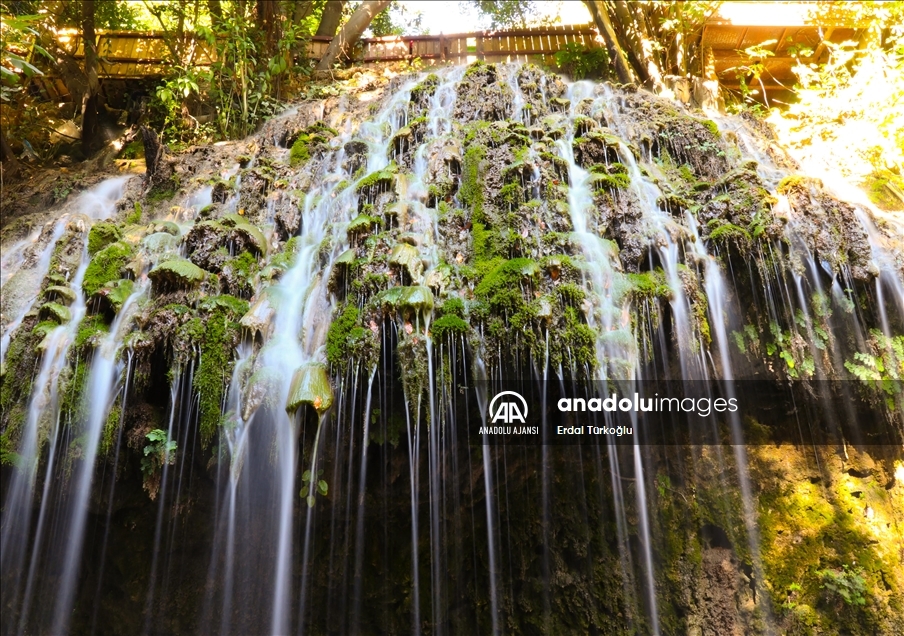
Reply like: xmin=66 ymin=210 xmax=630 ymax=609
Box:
xmin=31 ymin=3 xmax=865 ymax=104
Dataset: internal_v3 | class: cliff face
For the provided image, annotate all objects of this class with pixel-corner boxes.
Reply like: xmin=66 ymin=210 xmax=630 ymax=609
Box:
xmin=1 ymin=62 xmax=902 ymax=635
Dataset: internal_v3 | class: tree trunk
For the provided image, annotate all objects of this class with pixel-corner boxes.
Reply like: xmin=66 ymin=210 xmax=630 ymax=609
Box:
xmin=80 ymin=0 xmax=100 ymax=156
xmin=583 ymin=0 xmax=637 ymax=84
xmin=316 ymin=1 xmax=345 ymax=37
xmin=293 ymin=0 xmax=315 ymax=25
xmin=0 ymin=129 xmax=22 ymax=182
xmin=208 ymin=0 xmax=223 ymax=29
xmin=316 ymin=0 xmax=389 ymax=70
xmin=257 ymin=0 xmax=280 ymax=57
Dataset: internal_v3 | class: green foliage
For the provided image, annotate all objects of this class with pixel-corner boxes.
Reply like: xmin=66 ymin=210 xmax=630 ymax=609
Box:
xmin=554 ymin=42 xmax=610 ymax=80
xmin=141 ymin=428 xmax=177 ymax=500
xmin=819 ymin=565 xmax=868 ymax=607
xmin=470 ymin=0 xmax=552 ymax=29
xmin=845 ymin=331 xmax=904 ymax=410
xmin=767 ymin=2 xmax=904 ymax=209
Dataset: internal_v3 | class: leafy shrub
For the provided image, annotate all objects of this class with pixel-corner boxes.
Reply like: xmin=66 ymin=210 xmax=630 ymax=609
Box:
xmin=554 ymin=43 xmax=610 ymax=80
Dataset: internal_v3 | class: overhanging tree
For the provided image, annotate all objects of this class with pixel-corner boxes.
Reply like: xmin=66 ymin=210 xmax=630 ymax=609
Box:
xmin=316 ymin=0 xmax=391 ymax=70
xmin=582 ymin=1 xmax=721 ymax=90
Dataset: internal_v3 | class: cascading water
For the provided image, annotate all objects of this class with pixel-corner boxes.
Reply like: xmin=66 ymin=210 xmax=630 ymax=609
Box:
xmin=2 ymin=61 xmax=902 ymax=636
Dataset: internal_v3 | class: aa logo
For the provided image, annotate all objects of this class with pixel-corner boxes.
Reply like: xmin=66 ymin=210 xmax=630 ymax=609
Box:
xmin=488 ymin=391 xmax=528 ymax=424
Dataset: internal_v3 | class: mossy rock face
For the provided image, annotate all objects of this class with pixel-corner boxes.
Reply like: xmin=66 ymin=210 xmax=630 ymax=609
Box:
xmin=43 ymin=285 xmax=77 ymax=305
xmin=347 ymin=214 xmax=381 ymax=239
xmin=220 ymin=213 xmax=268 ymax=255
xmin=87 ymin=222 xmax=123 ymax=256
xmin=431 ymin=314 xmax=469 ymax=339
xmin=454 ymin=62 xmax=515 ymax=123
xmin=90 ymin=279 xmax=135 ymax=314
xmin=149 ymin=258 xmax=207 ymax=292
xmin=356 ymin=165 xmax=397 ymax=196
xmin=141 ymin=231 xmax=181 ymax=256
xmin=573 ymin=130 xmax=623 ymax=167
xmin=150 ymin=220 xmax=181 ymax=236
xmin=39 ymin=301 xmax=71 ymax=324
xmin=286 ymin=363 xmax=333 ymax=415
xmin=83 ymin=241 xmax=135 ymax=296
xmin=377 ymin=285 xmax=434 ymax=316
xmin=335 ymin=248 xmax=356 ymax=266
xmin=389 ymin=243 xmax=423 ymax=282
xmin=289 ymin=122 xmax=338 ymax=167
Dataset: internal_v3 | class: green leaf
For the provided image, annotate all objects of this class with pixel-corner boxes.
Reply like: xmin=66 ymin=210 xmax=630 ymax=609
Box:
xmin=317 ymin=480 xmax=328 ymax=496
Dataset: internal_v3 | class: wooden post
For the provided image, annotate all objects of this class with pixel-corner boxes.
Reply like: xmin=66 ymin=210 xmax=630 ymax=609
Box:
xmin=476 ymin=33 xmax=484 ymax=61
xmin=439 ymin=33 xmax=446 ymax=62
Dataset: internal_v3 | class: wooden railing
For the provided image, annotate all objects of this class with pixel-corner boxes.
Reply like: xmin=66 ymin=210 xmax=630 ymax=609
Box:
xmin=29 ymin=15 xmax=863 ymax=102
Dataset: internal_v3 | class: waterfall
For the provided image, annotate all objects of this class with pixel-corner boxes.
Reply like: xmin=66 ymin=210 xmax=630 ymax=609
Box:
xmin=2 ymin=62 xmax=901 ymax=636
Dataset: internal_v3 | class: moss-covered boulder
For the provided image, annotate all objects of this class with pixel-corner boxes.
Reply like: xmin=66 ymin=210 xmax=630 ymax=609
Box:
xmin=38 ymin=301 xmax=71 ymax=324
xmin=286 ymin=362 xmax=333 ymax=415
xmin=389 ymin=242 xmax=423 ymax=282
xmin=221 ymin=213 xmax=268 ymax=255
xmin=90 ymin=278 xmax=135 ymax=314
xmin=83 ymin=241 xmax=134 ymax=296
xmin=377 ymin=285 xmax=434 ymax=316
xmin=149 ymin=258 xmax=207 ymax=292
xmin=87 ymin=222 xmax=123 ymax=256
xmin=43 ymin=285 xmax=77 ymax=305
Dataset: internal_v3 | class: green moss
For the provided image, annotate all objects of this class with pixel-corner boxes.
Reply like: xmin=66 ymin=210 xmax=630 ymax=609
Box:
xmin=149 ymin=258 xmax=207 ymax=290
xmin=410 ymin=73 xmax=439 ymax=103
xmin=0 ymin=319 xmax=41 ymax=436
xmin=440 ymin=297 xmax=465 ymax=318
xmin=589 ymin=162 xmax=631 ymax=191
xmin=699 ymin=118 xmax=720 ymax=137
xmin=777 ymin=175 xmax=810 ymax=194
xmin=624 ymin=269 xmax=671 ymax=300
xmin=708 ymin=222 xmax=752 ymax=246
xmin=475 ymin=258 xmax=539 ymax=311
xmin=88 ymin=222 xmax=123 ymax=256
xmin=290 ymin=135 xmax=312 ymax=166
xmin=460 ymin=145 xmax=486 ymax=221
xmin=39 ymin=301 xmax=71 ymax=324
xmin=192 ymin=300 xmax=244 ymax=447
xmin=286 ymin=362 xmax=333 ymax=415
xmin=147 ymin=178 xmax=178 ymax=203
xmin=356 ymin=164 xmax=397 ymax=193
xmin=75 ymin=314 xmax=110 ymax=350
xmin=347 ymin=214 xmax=382 ymax=237
xmin=557 ymin=282 xmax=585 ymax=305
xmin=431 ymin=314 xmax=469 ymax=339
xmin=83 ymin=241 xmax=134 ymax=296
xmin=101 ymin=403 xmax=122 ymax=456
xmin=61 ymin=358 xmax=89 ymax=423
xmin=125 ymin=201 xmax=142 ymax=225
xmin=326 ymin=304 xmax=360 ymax=367
xmin=498 ymin=182 xmax=524 ymax=206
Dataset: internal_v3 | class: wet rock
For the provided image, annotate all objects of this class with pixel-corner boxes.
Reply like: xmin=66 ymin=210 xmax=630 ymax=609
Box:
xmin=149 ymin=258 xmax=207 ymax=292
xmin=286 ymin=362 xmax=333 ymax=415
xmin=453 ymin=62 xmax=515 ymax=123
xmin=389 ymin=242 xmax=423 ymax=282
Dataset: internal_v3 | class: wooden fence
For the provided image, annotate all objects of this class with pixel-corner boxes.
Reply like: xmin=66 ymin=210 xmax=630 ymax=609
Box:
xmin=27 ymin=14 xmax=863 ymax=103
